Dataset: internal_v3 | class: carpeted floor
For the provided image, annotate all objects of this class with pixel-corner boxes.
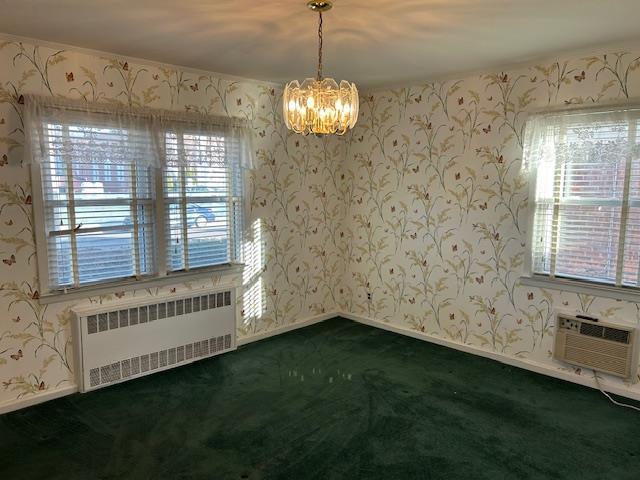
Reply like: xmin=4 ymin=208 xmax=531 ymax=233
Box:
xmin=1 ymin=317 xmax=639 ymax=479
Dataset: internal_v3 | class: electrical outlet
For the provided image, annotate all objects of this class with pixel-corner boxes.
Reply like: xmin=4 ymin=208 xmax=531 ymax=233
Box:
xmin=366 ymin=292 xmax=372 ymax=301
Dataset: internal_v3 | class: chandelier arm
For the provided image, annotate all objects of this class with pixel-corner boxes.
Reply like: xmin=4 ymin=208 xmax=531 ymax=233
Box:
xmin=317 ymin=12 xmax=323 ymax=80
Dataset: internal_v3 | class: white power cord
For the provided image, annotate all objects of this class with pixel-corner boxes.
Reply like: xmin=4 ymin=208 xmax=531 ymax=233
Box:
xmin=592 ymin=370 xmax=640 ymax=412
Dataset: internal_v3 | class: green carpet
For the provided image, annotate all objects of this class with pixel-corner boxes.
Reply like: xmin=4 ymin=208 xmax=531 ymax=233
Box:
xmin=1 ymin=317 xmax=639 ymax=479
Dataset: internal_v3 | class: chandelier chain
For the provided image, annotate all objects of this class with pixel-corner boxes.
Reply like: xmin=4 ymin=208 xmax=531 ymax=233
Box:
xmin=317 ymin=12 xmax=323 ymax=80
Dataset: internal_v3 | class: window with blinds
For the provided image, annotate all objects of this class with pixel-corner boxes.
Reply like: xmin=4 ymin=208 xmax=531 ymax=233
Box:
xmin=40 ymin=124 xmax=156 ymax=289
xmin=527 ymin=107 xmax=640 ymax=288
xmin=163 ymin=131 xmax=243 ymax=272
xmin=31 ymin=110 xmax=246 ymax=294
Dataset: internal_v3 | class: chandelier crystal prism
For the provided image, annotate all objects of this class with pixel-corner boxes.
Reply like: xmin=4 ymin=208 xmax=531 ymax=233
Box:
xmin=283 ymin=1 xmax=359 ymax=135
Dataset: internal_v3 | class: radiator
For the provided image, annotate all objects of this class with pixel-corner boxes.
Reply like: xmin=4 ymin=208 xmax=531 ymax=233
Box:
xmin=72 ymin=286 xmax=237 ymax=392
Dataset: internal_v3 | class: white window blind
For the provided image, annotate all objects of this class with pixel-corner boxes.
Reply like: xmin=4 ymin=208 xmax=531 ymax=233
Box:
xmin=163 ymin=131 xmax=243 ymax=272
xmin=24 ymin=95 xmax=252 ymax=295
xmin=39 ymin=123 xmax=156 ymax=289
xmin=524 ymin=106 xmax=640 ymax=288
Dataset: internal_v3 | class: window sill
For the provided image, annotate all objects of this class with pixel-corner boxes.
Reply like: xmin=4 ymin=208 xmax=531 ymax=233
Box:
xmin=38 ymin=262 xmax=245 ymax=305
xmin=519 ymin=275 xmax=640 ymax=302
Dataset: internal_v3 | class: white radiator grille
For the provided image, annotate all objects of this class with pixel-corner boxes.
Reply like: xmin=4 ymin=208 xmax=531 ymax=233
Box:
xmin=85 ymin=291 xmax=231 ymax=335
xmin=74 ymin=288 xmax=237 ymax=392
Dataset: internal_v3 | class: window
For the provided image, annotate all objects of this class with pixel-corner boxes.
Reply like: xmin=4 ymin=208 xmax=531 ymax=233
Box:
xmin=163 ymin=131 xmax=243 ymax=272
xmin=26 ymin=97 xmax=249 ymax=295
xmin=39 ymin=123 xmax=156 ymax=289
xmin=523 ymin=105 xmax=640 ymax=291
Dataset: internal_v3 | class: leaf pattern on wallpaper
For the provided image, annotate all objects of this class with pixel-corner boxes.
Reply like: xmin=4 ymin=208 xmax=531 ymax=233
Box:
xmin=0 ymin=280 xmax=72 ymax=389
xmin=201 ymin=76 xmax=238 ymax=116
xmin=451 ymin=89 xmax=484 ymax=152
xmin=342 ymin=45 xmax=640 ymax=381
xmin=391 ymin=87 xmax=418 ymax=121
xmin=0 ymin=38 xmax=343 ymax=404
xmin=2 ymin=36 xmax=640 ymax=405
xmin=424 ymin=80 xmax=462 ymax=120
xmin=411 ymin=113 xmax=457 ymax=190
xmin=0 ymin=182 xmax=34 ymax=263
xmin=585 ymin=52 xmax=640 ymax=99
xmin=448 ymin=165 xmax=480 ymax=224
xmin=68 ymin=66 xmax=106 ymax=103
xmin=8 ymin=42 xmax=66 ymax=96
xmin=477 ymin=142 xmax=527 ymax=233
xmin=160 ymin=68 xmax=190 ymax=107
xmin=534 ymin=60 xmax=580 ymax=104
xmin=102 ymin=58 xmax=153 ymax=107
xmin=483 ymin=72 xmax=531 ymax=148
xmin=518 ymin=289 xmax=555 ymax=351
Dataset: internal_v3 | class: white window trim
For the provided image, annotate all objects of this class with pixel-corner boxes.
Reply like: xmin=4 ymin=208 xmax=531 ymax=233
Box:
xmin=37 ymin=262 xmax=244 ymax=304
xmin=519 ymin=274 xmax=640 ymax=303
xmin=521 ymin=112 xmax=640 ymax=302
xmin=31 ymin=163 xmax=245 ymax=303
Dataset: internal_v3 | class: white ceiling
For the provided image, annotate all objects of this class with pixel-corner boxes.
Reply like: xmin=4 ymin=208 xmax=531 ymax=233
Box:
xmin=2 ymin=0 xmax=640 ymax=88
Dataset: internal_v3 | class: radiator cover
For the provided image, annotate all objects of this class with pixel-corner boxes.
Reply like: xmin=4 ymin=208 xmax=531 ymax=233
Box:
xmin=72 ymin=287 xmax=237 ymax=392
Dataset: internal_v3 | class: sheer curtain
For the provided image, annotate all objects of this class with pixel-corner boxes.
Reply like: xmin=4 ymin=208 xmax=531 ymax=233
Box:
xmin=522 ymin=104 xmax=640 ymax=287
xmin=23 ymin=94 xmax=254 ymax=170
xmin=522 ymin=104 xmax=640 ymax=173
xmin=23 ymin=95 xmax=255 ymax=290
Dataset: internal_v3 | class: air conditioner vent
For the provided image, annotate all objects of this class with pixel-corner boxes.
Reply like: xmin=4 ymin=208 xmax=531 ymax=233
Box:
xmin=603 ymin=327 xmax=630 ymax=344
xmin=554 ymin=312 xmax=638 ymax=381
xmin=579 ymin=323 xmax=604 ymax=338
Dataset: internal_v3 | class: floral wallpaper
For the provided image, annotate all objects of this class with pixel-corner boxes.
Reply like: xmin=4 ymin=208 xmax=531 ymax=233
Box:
xmin=3 ymin=33 xmax=640 ymax=409
xmin=339 ymin=49 xmax=640 ymax=394
xmin=0 ymin=36 xmax=345 ymax=406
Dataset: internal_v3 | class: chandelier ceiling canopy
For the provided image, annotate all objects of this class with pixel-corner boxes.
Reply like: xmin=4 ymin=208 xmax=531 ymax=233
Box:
xmin=283 ymin=1 xmax=359 ymax=136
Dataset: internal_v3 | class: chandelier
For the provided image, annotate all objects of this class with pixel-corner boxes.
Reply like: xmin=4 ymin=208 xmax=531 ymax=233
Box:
xmin=283 ymin=1 xmax=359 ymax=135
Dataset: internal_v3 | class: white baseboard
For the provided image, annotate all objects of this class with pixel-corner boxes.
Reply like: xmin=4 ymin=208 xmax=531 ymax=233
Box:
xmin=4 ymin=310 xmax=639 ymax=415
xmin=0 ymin=312 xmax=336 ymax=416
xmin=0 ymin=385 xmax=78 ymax=415
xmin=341 ymin=311 xmax=640 ymax=402
xmin=237 ymin=311 xmax=338 ymax=346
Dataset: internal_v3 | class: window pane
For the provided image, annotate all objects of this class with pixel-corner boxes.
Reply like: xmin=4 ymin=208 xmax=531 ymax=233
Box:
xmin=554 ymin=204 xmax=621 ymax=283
xmin=163 ymin=131 xmax=237 ymax=272
xmin=529 ymin=112 xmax=636 ymax=286
xmin=41 ymin=123 xmax=155 ymax=288
xmin=623 ymin=146 xmax=640 ymax=286
xmin=531 ymin=202 xmax=553 ymax=274
xmin=622 ymin=207 xmax=640 ymax=286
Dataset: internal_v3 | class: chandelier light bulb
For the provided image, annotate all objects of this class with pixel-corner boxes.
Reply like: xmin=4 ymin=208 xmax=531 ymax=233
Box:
xmin=283 ymin=1 xmax=359 ymax=135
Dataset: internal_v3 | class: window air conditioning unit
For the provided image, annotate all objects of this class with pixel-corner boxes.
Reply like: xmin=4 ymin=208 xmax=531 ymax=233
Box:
xmin=554 ymin=312 xmax=639 ymax=382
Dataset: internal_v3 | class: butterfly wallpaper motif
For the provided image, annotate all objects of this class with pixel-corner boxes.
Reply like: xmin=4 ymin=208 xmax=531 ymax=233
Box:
xmin=2 ymin=33 xmax=640 ymax=408
xmin=337 ymin=50 xmax=640 ymax=396
xmin=0 ymin=36 xmax=345 ymax=406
